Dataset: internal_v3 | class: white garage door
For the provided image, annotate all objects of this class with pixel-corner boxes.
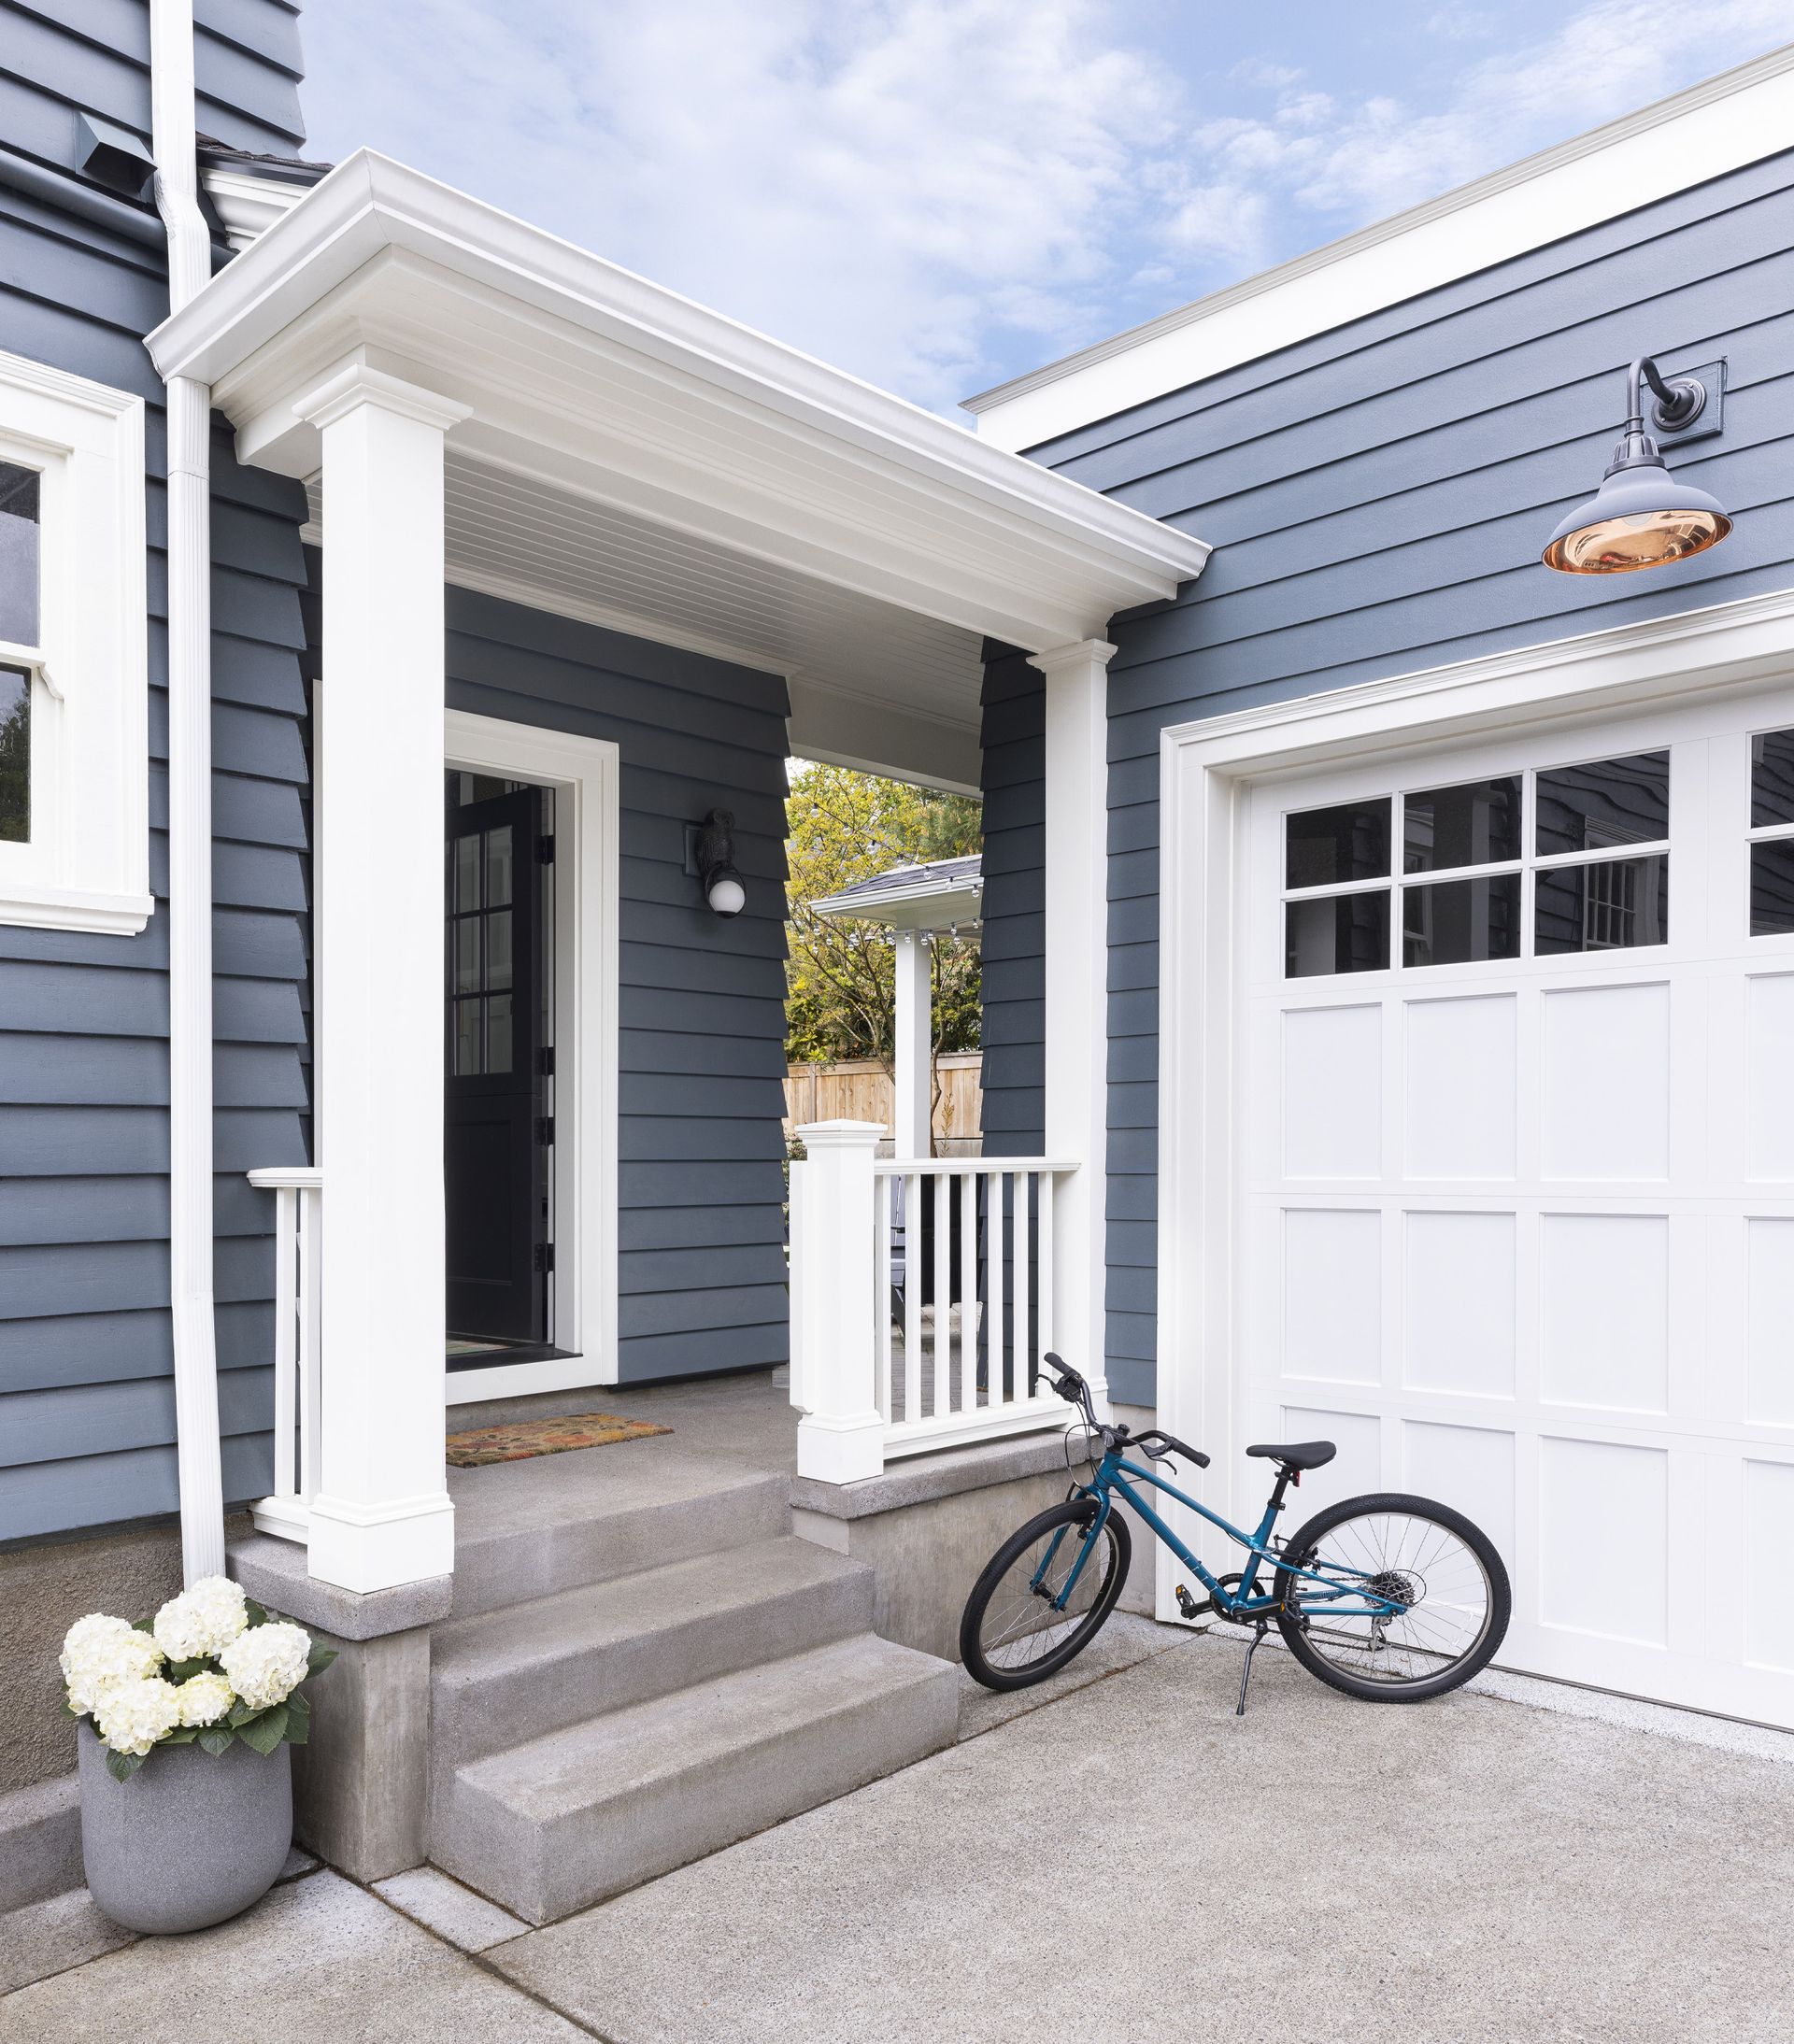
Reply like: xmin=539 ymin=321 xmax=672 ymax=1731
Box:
xmin=1234 ymin=688 xmax=1794 ymax=1726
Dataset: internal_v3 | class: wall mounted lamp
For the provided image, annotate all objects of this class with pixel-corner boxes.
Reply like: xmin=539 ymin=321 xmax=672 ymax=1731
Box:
xmin=1543 ymin=356 xmax=1731 ymax=575
xmin=693 ymin=809 xmax=746 ymax=917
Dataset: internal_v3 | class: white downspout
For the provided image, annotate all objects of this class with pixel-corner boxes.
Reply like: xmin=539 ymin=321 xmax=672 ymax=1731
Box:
xmin=150 ymin=0 xmax=224 ymax=1583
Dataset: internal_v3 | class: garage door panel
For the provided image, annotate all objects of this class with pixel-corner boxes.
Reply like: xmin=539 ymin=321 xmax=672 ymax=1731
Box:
xmin=1282 ymin=1207 xmax=1381 ymax=1385
xmin=1403 ymin=1210 xmax=1516 ymax=1398
xmin=1278 ymin=1404 xmax=1380 ymax=1520
xmin=1541 ymin=982 xmax=1671 ymax=1181
xmin=1404 ymin=994 xmax=1516 ymax=1178
xmin=1539 ymin=1436 xmax=1669 ymax=1648
xmin=1402 ymin=1419 xmax=1516 ymax=1573
xmin=1744 ymin=1459 xmax=1794 ymax=1672
xmin=1283 ymin=1003 xmax=1381 ymax=1179
xmin=1745 ymin=972 xmax=1794 ymax=1179
xmin=1746 ymin=1217 xmax=1794 ymax=1424
xmin=1540 ymin=1213 xmax=1669 ymax=1414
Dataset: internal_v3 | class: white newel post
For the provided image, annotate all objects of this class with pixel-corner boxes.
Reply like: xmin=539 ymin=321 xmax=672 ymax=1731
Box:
xmin=790 ymin=1120 xmax=886 ymax=1482
xmin=1031 ymin=639 xmax=1118 ymax=1416
xmin=299 ymin=359 xmax=470 ymax=1593
xmin=891 ymin=929 xmax=932 ymax=1158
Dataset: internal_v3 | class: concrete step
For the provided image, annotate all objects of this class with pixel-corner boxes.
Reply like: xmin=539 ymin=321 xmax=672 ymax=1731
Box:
xmin=448 ymin=1447 xmax=790 ymax=1619
xmin=430 ymin=1535 xmax=876 ymax=1765
xmin=431 ymin=1632 xmax=960 ymax=1923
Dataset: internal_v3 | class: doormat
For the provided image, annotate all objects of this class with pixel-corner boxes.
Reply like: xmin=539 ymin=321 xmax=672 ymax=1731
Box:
xmin=445 ymin=1413 xmax=673 ymax=1467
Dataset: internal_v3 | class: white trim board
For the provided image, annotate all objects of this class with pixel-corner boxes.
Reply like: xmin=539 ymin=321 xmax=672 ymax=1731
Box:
xmin=443 ymin=709 xmax=621 ymax=1405
xmin=965 ymin=44 xmax=1794 ymax=452
xmin=1151 ymin=582 xmax=1794 ymax=1628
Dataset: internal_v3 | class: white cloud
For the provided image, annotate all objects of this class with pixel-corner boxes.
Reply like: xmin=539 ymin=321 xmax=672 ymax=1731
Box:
xmin=296 ymin=0 xmax=1792 ymax=410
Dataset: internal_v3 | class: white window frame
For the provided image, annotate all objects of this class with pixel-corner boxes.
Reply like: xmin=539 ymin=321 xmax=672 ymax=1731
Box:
xmin=442 ymin=708 xmax=620 ymax=1402
xmin=1154 ymin=586 xmax=1794 ymax=1625
xmin=0 ymin=348 xmax=150 ymax=934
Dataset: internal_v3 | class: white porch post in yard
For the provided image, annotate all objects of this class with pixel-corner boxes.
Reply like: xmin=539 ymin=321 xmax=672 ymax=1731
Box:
xmin=1030 ymin=640 xmax=1118 ymax=1414
xmin=891 ymin=930 xmax=932 ymax=1157
xmin=790 ymin=1120 xmax=886 ymax=1482
xmin=300 ymin=358 xmax=469 ymax=1593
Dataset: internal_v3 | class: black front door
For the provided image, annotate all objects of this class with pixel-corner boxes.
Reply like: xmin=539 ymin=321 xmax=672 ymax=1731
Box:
xmin=445 ymin=776 xmax=548 ymax=1346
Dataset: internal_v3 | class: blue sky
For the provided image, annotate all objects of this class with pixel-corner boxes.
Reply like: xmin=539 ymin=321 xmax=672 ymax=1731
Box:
xmin=297 ymin=1 xmax=1790 ymax=415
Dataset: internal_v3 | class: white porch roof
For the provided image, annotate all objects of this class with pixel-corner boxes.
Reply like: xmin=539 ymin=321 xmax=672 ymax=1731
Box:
xmin=147 ymin=150 xmax=1210 ymax=790
xmin=812 ymin=855 xmax=983 ymax=931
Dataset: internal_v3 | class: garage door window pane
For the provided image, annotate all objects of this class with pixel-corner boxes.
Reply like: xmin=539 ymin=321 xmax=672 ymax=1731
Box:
xmin=1536 ymin=751 xmax=1669 ymax=857
xmin=1751 ymin=841 xmax=1794 ymax=936
xmin=1287 ymin=801 xmax=1389 ymax=887
xmin=1403 ymin=873 xmax=1521 ymax=967
xmin=1752 ymin=730 xmax=1794 ymax=829
xmin=1287 ymin=890 xmax=1389 ymax=977
xmin=1536 ymin=855 xmax=1669 ymax=953
xmin=1404 ymin=776 xmax=1520 ymax=873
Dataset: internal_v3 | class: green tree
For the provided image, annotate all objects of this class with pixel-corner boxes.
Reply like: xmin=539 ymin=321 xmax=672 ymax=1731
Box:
xmin=785 ymin=764 xmax=981 ymax=1101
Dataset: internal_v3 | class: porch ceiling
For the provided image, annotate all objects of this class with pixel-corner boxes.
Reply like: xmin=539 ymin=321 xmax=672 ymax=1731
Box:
xmin=149 ymin=151 xmax=1210 ymax=790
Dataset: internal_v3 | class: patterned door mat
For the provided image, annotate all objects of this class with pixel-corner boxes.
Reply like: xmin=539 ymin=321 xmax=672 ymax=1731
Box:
xmin=445 ymin=1413 xmax=673 ymax=1467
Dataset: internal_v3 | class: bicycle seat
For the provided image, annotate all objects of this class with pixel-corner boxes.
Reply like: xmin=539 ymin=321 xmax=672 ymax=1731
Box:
xmin=1246 ymin=1440 xmax=1336 ymax=1471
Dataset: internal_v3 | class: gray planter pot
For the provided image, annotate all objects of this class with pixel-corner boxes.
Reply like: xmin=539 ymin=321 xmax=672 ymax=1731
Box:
xmin=78 ymin=1720 xmax=292 ymax=1934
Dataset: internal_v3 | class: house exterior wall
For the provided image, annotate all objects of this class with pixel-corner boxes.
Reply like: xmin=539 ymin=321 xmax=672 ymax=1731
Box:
xmin=980 ymin=144 xmax=1794 ymax=1407
xmin=0 ymin=0 xmax=312 ymax=1543
xmin=443 ymin=586 xmax=793 ymax=1384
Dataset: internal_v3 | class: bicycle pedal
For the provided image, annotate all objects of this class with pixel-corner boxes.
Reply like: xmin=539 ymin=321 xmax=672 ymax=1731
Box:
xmin=1175 ymin=1583 xmax=1212 ymax=1621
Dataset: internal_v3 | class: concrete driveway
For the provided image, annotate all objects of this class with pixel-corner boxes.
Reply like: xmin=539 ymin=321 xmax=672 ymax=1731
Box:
xmin=7 ymin=1632 xmax=1792 ymax=2043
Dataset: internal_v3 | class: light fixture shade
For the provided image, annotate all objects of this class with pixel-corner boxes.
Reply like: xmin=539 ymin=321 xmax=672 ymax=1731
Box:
xmin=705 ymin=868 xmax=746 ymax=916
xmin=1543 ymin=448 xmax=1731 ymax=575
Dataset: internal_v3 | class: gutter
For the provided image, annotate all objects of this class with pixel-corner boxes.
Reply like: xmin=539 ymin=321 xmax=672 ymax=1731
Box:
xmin=150 ymin=0 xmax=224 ymax=1584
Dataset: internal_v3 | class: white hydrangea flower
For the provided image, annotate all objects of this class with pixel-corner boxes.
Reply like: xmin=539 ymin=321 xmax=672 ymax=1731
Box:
xmin=62 ymin=1619 xmax=164 ymax=1719
xmin=93 ymin=1675 xmax=182 ymax=1757
xmin=152 ymin=1575 xmax=249 ymax=1662
xmin=174 ymin=1670 xmax=236 ymax=1727
xmin=220 ymin=1620 xmax=311 ymax=1710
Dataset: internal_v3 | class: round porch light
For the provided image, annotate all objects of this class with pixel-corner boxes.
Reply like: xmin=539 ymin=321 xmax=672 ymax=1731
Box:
xmin=1543 ymin=357 xmax=1730 ymax=575
xmin=694 ymin=807 xmax=746 ymax=917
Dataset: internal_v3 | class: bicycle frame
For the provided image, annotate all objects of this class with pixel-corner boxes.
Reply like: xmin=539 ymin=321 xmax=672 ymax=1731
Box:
xmin=1036 ymin=1444 xmax=1405 ymax=1623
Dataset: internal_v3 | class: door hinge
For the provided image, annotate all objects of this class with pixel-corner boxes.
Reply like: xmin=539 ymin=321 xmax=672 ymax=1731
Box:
xmin=534 ymin=1242 xmax=555 ymax=1274
xmin=537 ymin=1045 xmax=555 ymax=1078
xmin=534 ymin=1116 xmax=555 ymax=1146
xmin=535 ymin=833 xmax=555 ymax=866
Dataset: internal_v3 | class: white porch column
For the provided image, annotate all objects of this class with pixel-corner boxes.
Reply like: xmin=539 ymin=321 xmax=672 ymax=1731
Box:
xmin=890 ymin=929 xmax=932 ymax=1158
xmin=1029 ymin=639 xmax=1118 ymax=1415
xmin=790 ymin=1120 xmax=886 ymax=1483
xmin=299 ymin=359 xmax=470 ymax=1593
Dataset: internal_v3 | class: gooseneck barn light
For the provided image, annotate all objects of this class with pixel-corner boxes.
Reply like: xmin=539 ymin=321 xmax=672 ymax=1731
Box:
xmin=694 ymin=808 xmax=746 ymax=917
xmin=1543 ymin=356 xmax=1731 ymax=575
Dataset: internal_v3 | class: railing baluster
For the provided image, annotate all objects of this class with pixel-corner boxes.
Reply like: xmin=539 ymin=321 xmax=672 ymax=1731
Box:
xmin=1034 ymin=1167 xmax=1053 ymax=1384
xmin=985 ymin=1165 xmax=1004 ymax=1415
xmin=959 ymin=1169 xmax=976 ymax=1414
xmin=876 ymin=1170 xmax=893 ymax=1424
xmin=298 ymin=1181 xmax=321 ymax=1503
xmin=271 ymin=1185 xmax=297 ymax=1497
xmin=1012 ymin=1171 xmax=1031 ymax=1408
xmin=933 ymin=1171 xmax=950 ymax=1417
xmin=903 ymin=1171 xmax=920 ymax=1428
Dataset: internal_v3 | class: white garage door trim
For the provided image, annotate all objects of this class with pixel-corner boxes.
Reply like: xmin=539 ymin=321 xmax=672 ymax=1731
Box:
xmin=1155 ymin=584 xmax=1794 ymax=1722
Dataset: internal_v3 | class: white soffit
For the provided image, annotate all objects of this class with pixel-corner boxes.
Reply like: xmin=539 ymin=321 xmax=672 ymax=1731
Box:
xmin=965 ymin=44 xmax=1794 ymax=452
xmin=147 ymin=149 xmax=1209 ymax=666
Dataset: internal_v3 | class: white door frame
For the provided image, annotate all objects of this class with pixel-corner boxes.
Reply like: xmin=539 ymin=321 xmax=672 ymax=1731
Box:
xmin=443 ymin=709 xmax=620 ymax=1402
xmin=1153 ymin=585 xmax=1794 ymax=1622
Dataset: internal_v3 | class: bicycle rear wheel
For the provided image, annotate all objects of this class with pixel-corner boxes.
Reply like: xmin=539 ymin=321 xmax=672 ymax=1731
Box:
xmin=960 ymin=1498 xmax=1131 ymax=1691
xmin=1274 ymin=1491 xmax=1509 ymax=1703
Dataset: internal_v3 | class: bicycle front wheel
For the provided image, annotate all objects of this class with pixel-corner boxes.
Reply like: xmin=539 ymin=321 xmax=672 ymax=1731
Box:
xmin=960 ymin=1498 xmax=1131 ymax=1691
xmin=1274 ymin=1492 xmax=1509 ymax=1703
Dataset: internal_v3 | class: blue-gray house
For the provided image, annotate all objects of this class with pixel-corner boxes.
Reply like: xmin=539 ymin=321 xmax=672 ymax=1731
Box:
xmin=3 ymin=0 xmax=1792 ymax=1932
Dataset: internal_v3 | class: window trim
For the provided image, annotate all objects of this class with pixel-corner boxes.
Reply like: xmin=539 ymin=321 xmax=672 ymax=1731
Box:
xmin=0 ymin=348 xmax=150 ymax=935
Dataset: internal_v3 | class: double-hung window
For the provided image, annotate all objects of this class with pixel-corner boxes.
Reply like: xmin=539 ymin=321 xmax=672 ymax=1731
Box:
xmin=0 ymin=348 xmax=150 ymax=934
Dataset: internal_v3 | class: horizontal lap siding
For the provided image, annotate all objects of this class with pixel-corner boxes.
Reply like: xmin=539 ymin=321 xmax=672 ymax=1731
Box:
xmin=444 ymin=588 xmax=792 ymax=1383
xmin=991 ymin=147 xmax=1794 ymax=1408
xmin=978 ymin=646 xmax=1045 ymax=1160
xmin=0 ymin=0 xmax=310 ymax=1541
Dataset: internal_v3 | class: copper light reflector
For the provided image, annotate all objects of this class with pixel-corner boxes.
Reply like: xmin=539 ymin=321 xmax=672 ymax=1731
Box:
xmin=1543 ymin=357 xmax=1731 ymax=575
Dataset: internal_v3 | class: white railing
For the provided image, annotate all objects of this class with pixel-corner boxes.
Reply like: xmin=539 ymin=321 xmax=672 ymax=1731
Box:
xmin=789 ymin=1120 xmax=1075 ymax=1481
xmin=246 ymin=1166 xmax=323 ymax=1543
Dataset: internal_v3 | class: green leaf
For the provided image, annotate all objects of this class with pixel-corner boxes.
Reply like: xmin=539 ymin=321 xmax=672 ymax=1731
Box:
xmin=61 ymin=1698 xmax=82 ymax=1720
xmin=161 ymin=1725 xmax=198 ymax=1745
xmin=166 ymin=1657 xmax=206 ymax=1682
xmin=196 ymin=1725 xmax=235 ymax=1756
xmin=237 ymin=1704 xmax=288 ymax=1755
xmin=282 ymin=1710 xmax=308 ymax=1747
xmin=228 ymin=1702 xmax=260 ymax=1727
xmin=285 ymin=1689 xmax=310 ymax=1719
xmin=132 ymin=1617 xmax=156 ymax=1636
xmin=244 ymin=1599 xmax=269 ymax=1629
xmin=105 ymin=1747 xmax=146 ymax=1781
xmin=306 ymin=1644 xmax=337 ymax=1676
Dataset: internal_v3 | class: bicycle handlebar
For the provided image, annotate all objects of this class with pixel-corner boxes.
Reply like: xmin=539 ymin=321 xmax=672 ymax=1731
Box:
xmin=1036 ymin=1353 xmax=1211 ymax=1469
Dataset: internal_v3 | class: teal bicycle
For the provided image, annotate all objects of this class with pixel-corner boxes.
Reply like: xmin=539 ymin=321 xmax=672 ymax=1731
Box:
xmin=961 ymin=1355 xmax=1510 ymax=1714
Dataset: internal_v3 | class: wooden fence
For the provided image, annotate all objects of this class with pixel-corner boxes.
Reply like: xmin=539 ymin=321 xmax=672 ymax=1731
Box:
xmin=783 ymin=1052 xmax=981 ymax=1155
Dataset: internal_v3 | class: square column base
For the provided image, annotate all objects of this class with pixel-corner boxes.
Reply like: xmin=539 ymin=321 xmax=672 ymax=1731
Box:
xmin=796 ymin=1411 xmax=885 ymax=1484
xmin=306 ymin=1491 xmax=455 ymax=1596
